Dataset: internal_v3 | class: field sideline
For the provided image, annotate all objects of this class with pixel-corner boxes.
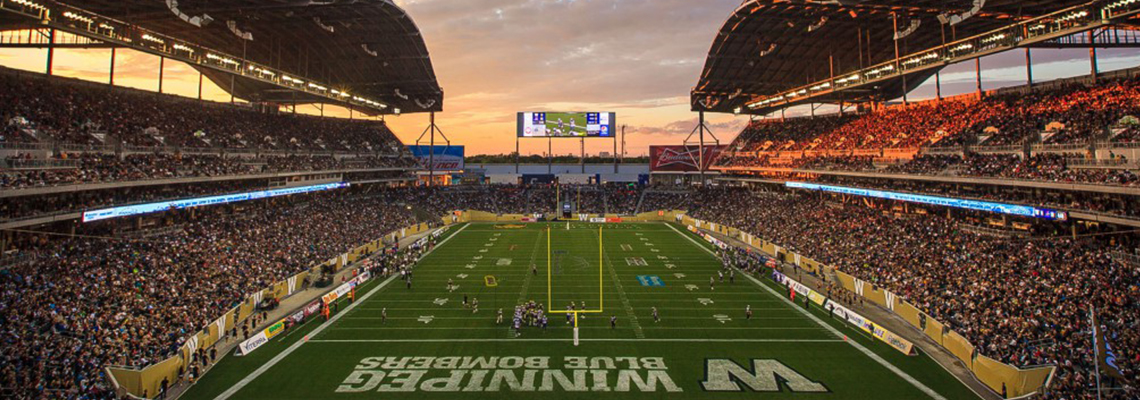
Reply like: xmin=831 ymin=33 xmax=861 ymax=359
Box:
xmin=181 ymin=222 xmax=980 ymax=400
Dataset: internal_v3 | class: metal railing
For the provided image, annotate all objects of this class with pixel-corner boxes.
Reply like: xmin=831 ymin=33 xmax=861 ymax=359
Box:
xmin=2 ymin=158 xmax=79 ymax=169
xmin=1110 ymin=251 xmax=1140 ymax=268
xmin=0 ymin=1 xmax=391 ymax=113
xmin=747 ymin=1 xmax=1140 ymax=111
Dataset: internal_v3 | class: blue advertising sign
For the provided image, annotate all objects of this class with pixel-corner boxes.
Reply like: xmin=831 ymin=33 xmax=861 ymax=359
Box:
xmin=785 ymin=181 xmax=1067 ymax=221
xmin=82 ymin=182 xmax=350 ymax=222
xmin=408 ymin=145 xmax=465 ymax=171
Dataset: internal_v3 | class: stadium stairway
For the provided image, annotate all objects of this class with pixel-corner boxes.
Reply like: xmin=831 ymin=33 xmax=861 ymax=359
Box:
xmin=694 ymin=226 xmax=1003 ymax=400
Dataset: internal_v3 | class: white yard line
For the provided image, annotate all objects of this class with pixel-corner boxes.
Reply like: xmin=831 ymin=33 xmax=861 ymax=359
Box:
xmin=663 ymin=222 xmax=948 ymax=400
xmin=510 ymin=228 xmax=545 ymax=337
xmin=307 ymin=338 xmax=845 ymax=343
xmin=601 ymin=235 xmax=646 ymax=339
xmin=327 ymin=326 xmax=823 ymax=331
xmin=214 ymin=223 xmax=471 ymax=400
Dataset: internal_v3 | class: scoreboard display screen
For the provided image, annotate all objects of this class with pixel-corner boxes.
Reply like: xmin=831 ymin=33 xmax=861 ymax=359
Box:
xmin=518 ymin=112 xmax=616 ymax=138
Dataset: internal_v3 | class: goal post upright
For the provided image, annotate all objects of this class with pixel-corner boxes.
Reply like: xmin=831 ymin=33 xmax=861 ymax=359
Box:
xmin=547 ymin=225 xmax=552 ymax=309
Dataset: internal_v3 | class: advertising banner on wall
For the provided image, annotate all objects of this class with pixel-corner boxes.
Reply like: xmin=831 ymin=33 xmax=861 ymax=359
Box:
xmin=649 ymin=145 xmax=727 ymax=172
xmin=408 ymin=145 xmax=465 ymax=171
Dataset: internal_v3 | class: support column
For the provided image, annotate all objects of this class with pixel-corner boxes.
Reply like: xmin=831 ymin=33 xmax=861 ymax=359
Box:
xmin=515 ymin=136 xmax=520 ymax=174
xmin=45 ymin=29 xmax=54 ymax=75
xmin=429 ymin=112 xmax=436 ymax=186
xmin=1026 ymin=48 xmax=1034 ymax=87
xmin=109 ymin=48 xmax=116 ymax=85
xmin=893 ymin=13 xmax=907 ymax=105
xmin=975 ymin=58 xmax=983 ymax=95
xmin=548 ymin=136 xmax=553 ymax=174
xmin=936 ymin=71 xmax=942 ymax=100
xmin=698 ymin=111 xmax=706 ymax=185
xmin=197 ymin=71 xmax=203 ymax=100
xmin=158 ymin=56 xmax=165 ymax=94
xmin=1089 ymin=31 xmax=1099 ymax=84
xmin=580 ymin=136 xmax=585 ymax=174
xmin=613 ymin=128 xmax=619 ymax=174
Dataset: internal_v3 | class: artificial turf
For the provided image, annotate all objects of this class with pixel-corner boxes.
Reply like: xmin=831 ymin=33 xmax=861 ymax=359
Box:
xmin=182 ymin=222 xmax=980 ymax=400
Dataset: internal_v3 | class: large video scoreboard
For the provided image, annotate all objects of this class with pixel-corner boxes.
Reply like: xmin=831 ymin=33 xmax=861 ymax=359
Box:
xmin=517 ymin=112 xmax=616 ymax=138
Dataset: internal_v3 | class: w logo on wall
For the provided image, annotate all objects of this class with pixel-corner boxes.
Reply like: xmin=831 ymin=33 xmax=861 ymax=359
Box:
xmin=287 ymin=276 xmax=298 ymax=296
xmin=214 ymin=315 xmax=229 ymax=336
xmin=251 ymin=291 xmax=264 ymax=305
xmin=185 ymin=335 xmax=200 ymax=354
xmin=884 ymin=291 xmax=897 ymax=310
xmin=852 ymin=278 xmax=866 ymax=296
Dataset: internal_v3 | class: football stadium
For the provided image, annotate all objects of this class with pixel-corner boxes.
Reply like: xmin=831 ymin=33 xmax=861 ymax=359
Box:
xmin=0 ymin=1 xmax=1137 ymax=400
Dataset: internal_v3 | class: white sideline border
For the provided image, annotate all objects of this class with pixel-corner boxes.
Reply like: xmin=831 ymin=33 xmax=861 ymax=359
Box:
xmin=663 ymin=222 xmax=949 ymax=400
xmin=213 ymin=223 xmax=471 ymax=400
xmin=308 ymin=338 xmax=844 ymax=343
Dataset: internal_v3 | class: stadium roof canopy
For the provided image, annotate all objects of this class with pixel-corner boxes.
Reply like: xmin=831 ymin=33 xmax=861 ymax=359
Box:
xmin=692 ymin=0 xmax=1116 ymax=115
xmin=0 ymin=0 xmax=442 ymax=115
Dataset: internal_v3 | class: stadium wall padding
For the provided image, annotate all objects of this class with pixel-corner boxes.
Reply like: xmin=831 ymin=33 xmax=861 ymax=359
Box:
xmin=106 ymin=217 xmax=458 ymax=398
xmin=460 ymin=209 xmax=682 ymax=223
xmin=686 ymin=216 xmax=1056 ymax=399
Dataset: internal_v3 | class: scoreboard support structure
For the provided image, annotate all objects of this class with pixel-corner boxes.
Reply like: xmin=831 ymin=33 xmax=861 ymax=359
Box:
xmin=415 ymin=112 xmax=452 ymax=186
xmin=684 ymin=111 xmax=721 ymax=184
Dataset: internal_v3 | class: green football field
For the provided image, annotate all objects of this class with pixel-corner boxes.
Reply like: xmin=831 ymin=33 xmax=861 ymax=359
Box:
xmin=182 ymin=222 xmax=980 ymax=400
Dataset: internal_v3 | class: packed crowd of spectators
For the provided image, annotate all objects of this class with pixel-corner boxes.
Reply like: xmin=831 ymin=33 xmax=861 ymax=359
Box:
xmin=637 ymin=189 xmax=691 ymax=213
xmin=0 ymin=169 xmax=415 ymax=223
xmin=0 ymin=70 xmax=405 ymax=152
xmin=729 ymin=115 xmax=854 ymax=152
xmin=690 ymin=187 xmax=1137 ymax=399
xmin=957 ymin=153 xmax=1140 ymax=186
xmin=717 ymin=75 xmax=1140 ymax=168
xmin=603 ymin=184 xmax=641 ymax=215
xmin=721 ymin=149 xmax=1139 ymax=187
xmin=0 ymin=189 xmax=416 ymax=399
xmin=813 ymin=174 xmax=1140 ymax=219
xmin=0 ymin=153 xmax=416 ymax=190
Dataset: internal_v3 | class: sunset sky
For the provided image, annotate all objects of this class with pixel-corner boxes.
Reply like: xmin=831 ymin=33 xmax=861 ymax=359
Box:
xmin=2 ymin=0 xmax=1138 ymax=156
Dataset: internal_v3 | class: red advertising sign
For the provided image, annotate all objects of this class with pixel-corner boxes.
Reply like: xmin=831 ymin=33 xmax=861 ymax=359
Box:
xmin=649 ymin=145 xmax=726 ymax=172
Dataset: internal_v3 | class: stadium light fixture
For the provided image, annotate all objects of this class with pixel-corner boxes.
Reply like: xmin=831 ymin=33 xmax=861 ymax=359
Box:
xmin=172 ymin=43 xmax=194 ymax=53
xmin=981 ymin=33 xmax=1007 ymax=44
xmin=1107 ymin=0 xmax=1138 ymax=10
xmin=141 ymin=34 xmax=165 ymax=45
xmin=62 ymin=11 xmax=93 ymax=24
xmin=1058 ymin=10 xmax=1089 ymax=22
xmin=11 ymin=0 xmax=46 ymax=11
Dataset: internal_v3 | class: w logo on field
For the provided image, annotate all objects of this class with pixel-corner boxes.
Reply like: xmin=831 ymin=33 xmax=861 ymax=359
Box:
xmin=621 ymin=244 xmax=633 ymax=251
xmin=636 ymin=275 xmax=664 ymax=287
xmin=625 ymin=257 xmax=648 ymax=266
